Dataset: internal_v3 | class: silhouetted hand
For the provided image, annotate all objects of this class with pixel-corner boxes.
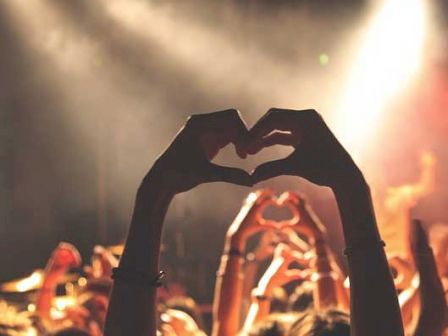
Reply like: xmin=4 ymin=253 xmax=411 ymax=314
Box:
xmin=246 ymin=108 xmax=359 ymax=187
xmin=149 ymin=109 xmax=252 ymax=193
xmin=410 ymin=220 xmax=447 ymax=336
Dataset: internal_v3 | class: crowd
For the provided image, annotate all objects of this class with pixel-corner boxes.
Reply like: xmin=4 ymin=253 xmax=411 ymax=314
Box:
xmin=1 ymin=109 xmax=447 ymax=336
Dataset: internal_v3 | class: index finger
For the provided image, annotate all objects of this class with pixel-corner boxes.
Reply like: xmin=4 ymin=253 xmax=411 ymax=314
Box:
xmin=188 ymin=109 xmax=249 ymax=157
xmin=248 ymin=108 xmax=295 ymax=142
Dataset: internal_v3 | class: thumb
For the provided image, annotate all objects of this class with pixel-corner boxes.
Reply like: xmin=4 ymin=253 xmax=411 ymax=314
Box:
xmin=204 ymin=163 xmax=253 ymax=186
xmin=252 ymin=157 xmax=294 ymax=183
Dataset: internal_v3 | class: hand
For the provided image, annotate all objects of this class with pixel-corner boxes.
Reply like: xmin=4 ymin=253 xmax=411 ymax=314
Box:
xmin=246 ymin=108 xmax=360 ymax=187
xmin=410 ymin=220 xmax=432 ymax=260
xmin=388 ymin=255 xmax=414 ymax=291
xmin=48 ymin=242 xmax=82 ymax=275
xmin=277 ymin=191 xmax=327 ymax=241
xmin=255 ymin=244 xmax=310 ymax=297
xmin=276 ymin=227 xmax=311 ymax=253
xmin=226 ymin=189 xmax=277 ymax=249
xmin=251 ymin=230 xmax=281 ymax=262
xmin=89 ymin=245 xmax=118 ymax=279
xmin=160 ymin=309 xmax=204 ymax=336
xmin=148 ymin=109 xmax=252 ymax=194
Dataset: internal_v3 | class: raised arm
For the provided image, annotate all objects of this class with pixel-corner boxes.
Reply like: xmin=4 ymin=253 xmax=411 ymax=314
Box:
xmin=36 ymin=242 xmax=81 ymax=320
xmin=248 ymin=108 xmax=404 ymax=336
xmin=242 ymin=244 xmax=307 ymax=332
xmin=280 ymin=191 xmax=348 ymax=311
xmin=212 ymin=189 xmax=274 ymax=336
xmin=411 ymin=220 xmax=447 ymax=336
xmin=104 ymin=109 xmax=253 ymax=336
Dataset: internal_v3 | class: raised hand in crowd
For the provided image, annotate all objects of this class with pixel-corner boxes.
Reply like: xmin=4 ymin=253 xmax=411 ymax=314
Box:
xmin=411 ymin=220 xmax=447 ymax=336
xmin=104 ymin=109 xmax=253 ymax=336
xmin=36 ymin=242 xmax=82 ymax=321
xmin=242 ymin=244 xmax=309 ymax=332
xmin=245 ymin=108 xmax=404 ymax=336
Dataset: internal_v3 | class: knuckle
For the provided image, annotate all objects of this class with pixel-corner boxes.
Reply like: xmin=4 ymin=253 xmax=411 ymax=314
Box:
xmin=306 ymin=109 xmax=322 ymax=120
xmin=223 ymin=108 xmax=241 ymax=121
xmin=268 ymin=107 xmax=281 ymax=114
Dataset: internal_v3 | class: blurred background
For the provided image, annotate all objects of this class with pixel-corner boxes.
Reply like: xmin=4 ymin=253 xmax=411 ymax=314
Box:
xmin=1 ymin=0 xmax=447 ymax=304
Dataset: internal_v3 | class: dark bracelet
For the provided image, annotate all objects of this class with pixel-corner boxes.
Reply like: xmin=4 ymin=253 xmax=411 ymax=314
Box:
xmin=224 ymin=248 xmax=245 ymax=259
xmin=344 ymin=240 xmax=385 ymax=256
xmin=254 ymin=294 xmax=271 ymax=301
xmin=111 ymin=267 xmax=165 ymax=287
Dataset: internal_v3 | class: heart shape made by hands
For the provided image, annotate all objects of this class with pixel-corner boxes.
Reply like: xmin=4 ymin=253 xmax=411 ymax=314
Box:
xmin=256 ymin=192 xmax=300 ymax=230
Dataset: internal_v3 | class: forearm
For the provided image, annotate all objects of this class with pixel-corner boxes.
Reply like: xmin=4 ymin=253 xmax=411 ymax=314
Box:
xmin=212 ymin=237 xmax=245 ymax=336
xmin=36 ymin=276 xmax=58 ymax=319
xmin=241 ymin=259 xmax=261 ymax=319
xmin=243 ymin=281 xmax=276 ymax=332
xmin=312 ymin=241 xmax=340 ymax=309
xmin=333 ymin=173 xmax=404 ymax=336
xmin=414 ymin=251 xmax=447 ymax=336
xmin=104 ymin=177 xmax=174 ymax=336
xmin=242 ymin=296 xmax=271 ymax=332
xmin=398 ymin=278 xmax=419 ymax=330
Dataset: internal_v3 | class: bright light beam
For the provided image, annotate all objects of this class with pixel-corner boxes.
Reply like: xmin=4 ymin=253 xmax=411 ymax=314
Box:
xmin=336 ymin=0 xmax=427 ymax=155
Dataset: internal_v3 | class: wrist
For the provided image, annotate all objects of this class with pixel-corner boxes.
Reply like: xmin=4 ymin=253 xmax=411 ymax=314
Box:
xmin=253 ymin=284 xmax=273 ymax=298
xmin=332 ymin=175 xmax=381 ymax=246
xmin=331 ymin=168 xmax=368 ymax=195
xmin=138 ymin=170 xmax=175 ymax=201
xmin=225 ymin=233 xmax=246 ymax=252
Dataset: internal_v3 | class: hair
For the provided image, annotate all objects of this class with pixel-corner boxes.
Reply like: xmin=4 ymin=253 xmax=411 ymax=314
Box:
xmin=164 ymin=296 xmax=204 ymax=330
xmin=245 ymin=313 xmax=299 ymax=336
xmin=52 ymin=327 xmax=90 ymax=336
xmin=288 ymin=309 xmax=350 ymax=336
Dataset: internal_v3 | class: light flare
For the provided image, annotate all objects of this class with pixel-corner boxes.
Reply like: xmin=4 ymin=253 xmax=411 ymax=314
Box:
xmin=336 ymin=0 xmax=427 ymax=153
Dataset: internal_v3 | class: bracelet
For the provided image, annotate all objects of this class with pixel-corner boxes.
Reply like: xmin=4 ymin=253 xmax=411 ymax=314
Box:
xmin=251 ymin=288 xmax=271 ymax=301
xmin=344 ymin=240 xmax=385 ymax=256
xmin=310 ymin=271 xmax=338 ymax=282
xmin=224 ymin=248 xmax=245 ymax=260
xmin=254 ymin=294 xmax=271 ymax=301
xmin=111 ymin=267 xmax=165 ymax=287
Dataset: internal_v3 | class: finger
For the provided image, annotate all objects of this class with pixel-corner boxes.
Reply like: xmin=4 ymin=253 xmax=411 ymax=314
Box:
xmin=252 ymin=157 xmax=295 ymax=183
xmin=249 ymin=108 xmax=293 ymax=138
xmin=259 ymin=218 xmax=283 ymax=229
xmin=285 ymin=269 xmax=308 ymax=281
xmin=273 ymin=243 xmax=290 ymax=257
xmin=203 ymin=163 xmax=253 ymax=186
xmin=277 ymin=191 xmax=303 ymax=205
xmin=188 ymin=109 xmax=249 ymax=158
xmin=253 ymin=189 xmax=276 ymax=205
xmin=243 ymin=189 xmax=274 ymax=208
xmin=247 ymin=131 xmax=299 ymax=155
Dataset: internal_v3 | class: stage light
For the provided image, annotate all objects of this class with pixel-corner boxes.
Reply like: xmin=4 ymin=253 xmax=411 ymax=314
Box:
xmin=336 ymin=0 xmax=427 ymax=154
